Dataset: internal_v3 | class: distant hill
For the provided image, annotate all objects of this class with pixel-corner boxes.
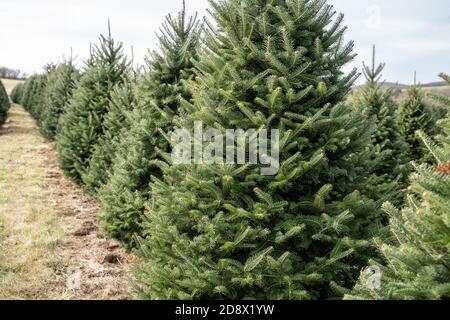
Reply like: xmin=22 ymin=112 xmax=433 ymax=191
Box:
xmin=354 ymin=81 xmax=450 ymax=97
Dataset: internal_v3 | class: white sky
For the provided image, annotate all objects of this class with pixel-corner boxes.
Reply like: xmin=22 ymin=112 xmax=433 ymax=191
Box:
xmin=0 ymin=0 xmax=449 ymax=84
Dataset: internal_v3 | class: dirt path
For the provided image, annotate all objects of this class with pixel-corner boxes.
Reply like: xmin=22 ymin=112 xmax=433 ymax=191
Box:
xmin=0 ymin=104 xmax=133 ymax=300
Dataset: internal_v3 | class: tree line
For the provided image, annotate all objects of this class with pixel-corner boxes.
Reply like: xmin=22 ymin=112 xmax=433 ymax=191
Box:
xmin=0 ymin=66 xmax=27 ymax=80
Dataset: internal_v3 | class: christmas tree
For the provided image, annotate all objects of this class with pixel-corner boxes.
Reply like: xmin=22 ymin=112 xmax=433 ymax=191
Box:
xmin=346 ymin=113 xmax=450 ymax=300
xmin=0 ymin=80 xmax=9 ymax=125
xmin=352 ymin=46 xmax=410 ymax=204
xmin=20 ymin=75 xmax=39 ymax=110
xmin=10 ymin=83 xmax=24 ymax=104
xmin=82 ymin=75 xmax=137 ymax=195
xmin=99 ymin=2 xmax=201 ymax=248
xmin=57 ymin=24 xmax=129 ymax=183
xmin=135 ymin=0 xmax=383 ymax=300
xmin=397 ymin=75 xmax=432 ymax=161
xmin=41 ymin=60 xmax=80 ymax=140
xmin=23 ymin=73 xmax=48 ymax=121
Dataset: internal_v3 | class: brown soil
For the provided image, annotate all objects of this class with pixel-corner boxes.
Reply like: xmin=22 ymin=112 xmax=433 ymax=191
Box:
xmin=41 ymin=144 xmax=135 ymax=300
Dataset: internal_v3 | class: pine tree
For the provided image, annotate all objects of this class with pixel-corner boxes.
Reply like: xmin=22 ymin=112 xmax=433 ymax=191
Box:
xmin=345 ymin=115 xmax=450 ymax=300
xmin=10 ymin=83 xmax=24 ymax=104
xmin=41 ymin=61 xmax=80 ymax=140
xmin=352 ymin=46 xmax=410 ymax=205
xmin=135 ymin=0 xmax=383 ymax=300
xmin=0 ymin=80 xmax=9 ymax=125
xmin=23 ymin=73 xmax=48 ymax=121
xmin=20 ymin=75 xmax=39 ymax=109
xmin=398 ymin=76 xmax=432 ymax=161
xmin=82 ymin=75 xmax=137 ymax=195
xmin=99 ymin=2 xmax=201 ymax=248
xmin=57 ymin=25 xmax=129 ymax=183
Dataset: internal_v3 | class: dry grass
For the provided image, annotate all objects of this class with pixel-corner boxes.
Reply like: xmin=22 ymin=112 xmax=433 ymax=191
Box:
xmin=0 ymin=105 xmax=61 ymax=299
xmin=0 ymin=78 xmax=24 ymax=95
xmin=0 ymin=105 xmax=133 ymax=300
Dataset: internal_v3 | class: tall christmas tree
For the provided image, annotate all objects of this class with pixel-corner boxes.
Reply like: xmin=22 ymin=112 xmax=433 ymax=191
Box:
xmin=346 ymin=113 xmax=450 ymax=300
xmin=135 ymin=0 xmax=382 ymax=300
xmin=41 ymin=60 xmax=80 ymax=140
xmin=0 ymin=80 xmax=9 ymax=126
xmin=398 ymin=75 xmax=432 ymax=161
xmin=57 ymin=24 xmax=129 ymax=183
xmin=82 ymin=74 xmax=137 ymax=195
xmin=99 ymin=2 xmax=201 ymax=248
xmin=352 ymin=46 xmax=410 ymax=204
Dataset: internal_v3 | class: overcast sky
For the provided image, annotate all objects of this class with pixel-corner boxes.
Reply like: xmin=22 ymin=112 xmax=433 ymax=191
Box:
xmin=0 ymin=0 xmax=449 ymax=84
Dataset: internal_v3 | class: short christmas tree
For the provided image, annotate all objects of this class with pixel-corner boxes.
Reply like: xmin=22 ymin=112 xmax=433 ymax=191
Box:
xmin=19 ymin=75 xmax=36 ymax=107
xmin=10 ymin=83 xmax=24 ymax=104
xmin=397 ymin=75 xmax=432 ymax=161
xmin=57 ymin=24 xmax=129 ymax=183
xmin=41 ymin=60 xmax=80 ymax=140
xmin=0 ymin=80 xmax=9 ymax=125
xmin=21 ymin=74 xmax=46 ymax=114
xmin=352 ymin=46 xmax=410 ymax=205
xmin=99 ymin=2 xmax=201 ymax=248
xmin=135 ymin=0 xmax=383 ymax=300
xmin=346 ymin=115 xmax=450 ymax=300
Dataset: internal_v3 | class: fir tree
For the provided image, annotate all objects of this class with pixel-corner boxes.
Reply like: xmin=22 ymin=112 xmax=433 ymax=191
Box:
xmin=135 ymin=0 xmax=382 ymax=300
xmin=41 ymin=61 xmax=80 ymax=140
xmin=398 ymin=76 xmax=432 ymax=161
xmin=10 ymin=83 xmax=24 ymax=104
xmin=352 ymin=46 xmax=410 ymax=205
xmin=0 ymin=80 xmax=9 ymax=125
xmin=23 ymin=73 xmax=48 ymax=121
xmin=99 ymin=2 xmax=201 ymax=248
xmin=82 ymin=75 xmax=137 ymax=195
xmin=57 ymin=24 xmax=129 ymax=183
xmin=346 ymin=116 xmax=450 ymax=300
xmin=20 ymin=75 xmax=39 ymax=109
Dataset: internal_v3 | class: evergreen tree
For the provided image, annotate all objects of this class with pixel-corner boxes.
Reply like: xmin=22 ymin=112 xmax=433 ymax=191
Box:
xmin=0 ymin=80 xmax=9 ymax=125
xmin=99 ymin=2 xmax=201 ymax=248
xmin=135 ymin=0 xmax=382 ymax=300
xmin=346 ymin=116 xmax=450 ymax=300
xmin=57 ymin=25 xmax=129 ymax=183
xmin=352 ymin=46 xmax=410 ymax=204
xmin=398 ymin=77 xmax=432 ymax=161
xmin=23 ymin=73 xmax=48 ymax=121
xmin=20 ymin=75 xmax=39 ymax=109
xmin=10 ymin=83 xmax=24 ymax=104
xmin=82 ymin=74 xmax=137 ymax=195
xmin=41 ymin=61 xmax=80 ymax=140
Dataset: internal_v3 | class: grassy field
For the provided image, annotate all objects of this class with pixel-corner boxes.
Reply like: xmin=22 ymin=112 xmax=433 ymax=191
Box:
xmin=0 ymin=104 xmax=132 ymax=299
xmin=0 ymin=104 xmax=62 ymax=299
xmin=0 ymin=78 xmax=24 ymax=95
xmin=422 ymin=85 xmax=450 ymax=96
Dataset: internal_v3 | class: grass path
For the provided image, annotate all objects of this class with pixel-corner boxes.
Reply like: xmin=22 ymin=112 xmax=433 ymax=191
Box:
xmin=0 ymin=104 xmax=133 ymax=299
